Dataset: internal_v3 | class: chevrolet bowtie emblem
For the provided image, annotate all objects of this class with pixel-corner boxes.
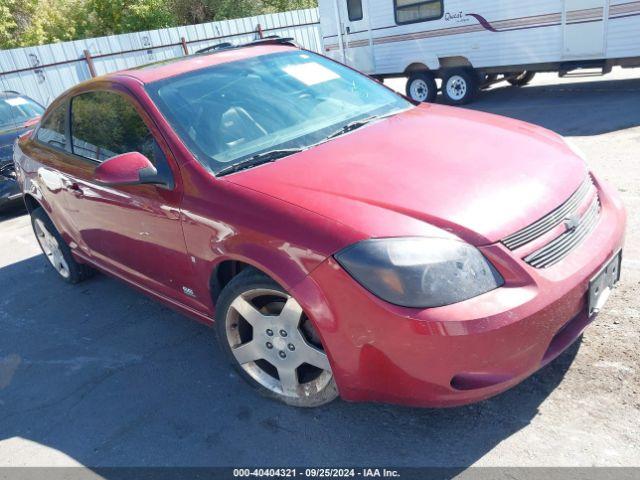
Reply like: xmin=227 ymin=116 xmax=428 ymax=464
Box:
xmin=563 ymin=215 xmax=581 ymax=233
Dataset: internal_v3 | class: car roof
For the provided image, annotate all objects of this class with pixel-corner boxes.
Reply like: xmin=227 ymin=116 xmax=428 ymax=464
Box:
xmin=0 ymin=91 xmax=22 ymax=99
xmin=1 ymin=91 xmax=43 ymax=108
xmin=113 ymin=43 xmax=298 ymax=85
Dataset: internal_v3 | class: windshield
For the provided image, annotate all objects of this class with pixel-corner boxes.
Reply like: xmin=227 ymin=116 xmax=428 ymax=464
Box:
xmin=146 ymin=51 xmax=412 ymax=174
xmin=0 ymin=95 xmax=44 ymax=131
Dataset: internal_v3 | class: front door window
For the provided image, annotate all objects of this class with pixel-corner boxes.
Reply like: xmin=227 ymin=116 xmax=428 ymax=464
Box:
xmin=70 ymin=90 xmax=159 ymax=164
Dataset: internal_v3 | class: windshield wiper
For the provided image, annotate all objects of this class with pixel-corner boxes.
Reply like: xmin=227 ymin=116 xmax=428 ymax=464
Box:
xmin=323 ymin=111 xmax=402 ymax=143
xmin=216 ymin=112 xmax=403 ymax=176
xmin=325 ymin=116 xmax=378 ymax=141
xmin=217 ymin=148 xmax=303 ymax=176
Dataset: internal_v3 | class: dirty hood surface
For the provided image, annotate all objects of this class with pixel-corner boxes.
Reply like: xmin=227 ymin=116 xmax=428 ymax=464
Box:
xmin=226 ymin=104 xmax=585 ymax=245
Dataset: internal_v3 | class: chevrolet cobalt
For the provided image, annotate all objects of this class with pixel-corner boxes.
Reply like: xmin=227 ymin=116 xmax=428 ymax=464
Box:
xmin=15 ymin=40 xmax=626 ymax=407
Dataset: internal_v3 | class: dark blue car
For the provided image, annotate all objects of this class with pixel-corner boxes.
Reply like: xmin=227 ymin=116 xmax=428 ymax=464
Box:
xmin=0 ymin=91 xmax=44 ymax=208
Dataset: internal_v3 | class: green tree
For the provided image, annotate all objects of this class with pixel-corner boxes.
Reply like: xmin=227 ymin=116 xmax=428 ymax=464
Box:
xmin=0 ymin=0 xmax=38 ymax=49
xmin=170 ymin=0 xmax=317 ymax=25
xmin=261 ymin=0 xmax=317 ymax=13
xmin=0 ymin=0 xmax=318 ymax=49
xmin=82 ymin=0 xmax=176 ymax=36
xmin=21 ymin=0 xmax=87 ymax=46
xmin=1 ymin=0 xmax=85 ymax=49
xmin=170 ymin=0 xmax=212 ymax=24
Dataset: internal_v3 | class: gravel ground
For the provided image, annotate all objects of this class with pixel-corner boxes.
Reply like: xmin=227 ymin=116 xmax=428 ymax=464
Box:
xmin=0 ymin=69 xmax=639 ymax=471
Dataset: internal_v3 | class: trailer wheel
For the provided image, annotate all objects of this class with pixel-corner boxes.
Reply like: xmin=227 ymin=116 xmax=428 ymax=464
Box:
xmin=406 ymin=72 xmax=437 ymax=103
xmin=442 ymin=69 xmax=479 ymax=105
xmin=507 ymin=71 xmax=536 ymax=87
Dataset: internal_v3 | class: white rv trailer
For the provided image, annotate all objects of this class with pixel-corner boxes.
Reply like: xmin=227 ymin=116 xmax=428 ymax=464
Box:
xmin=318 ymin=0 xmax=640 ymax=104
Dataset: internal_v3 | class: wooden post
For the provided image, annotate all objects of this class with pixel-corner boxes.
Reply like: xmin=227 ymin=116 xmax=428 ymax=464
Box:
xmin=256 ymin=24 xmax=264 ymax=39
xmin=181 ymin=37 xmax=189 ymax=55
xmin=83 ymin=49 xmax=97 ymax=78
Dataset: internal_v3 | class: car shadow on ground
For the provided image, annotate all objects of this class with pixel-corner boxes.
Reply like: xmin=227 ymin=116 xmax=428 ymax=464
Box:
xmin=0 ymin=254 xmax=581 ymax=472
xmin=467 ymin=77 xmax=640 ymax=136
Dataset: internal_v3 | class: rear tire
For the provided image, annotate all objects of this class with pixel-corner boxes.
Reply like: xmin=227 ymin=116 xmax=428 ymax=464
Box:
xmin=406 ymin=72 xmax=437 ymax=103
xmin=30 ymin=207 xmax=93 ymax=284
xmin=442 ymin=68 xmax=479 ymax=105
xmin=215 ymin=269 xmax=339 ymax=408
xmin=507 ymin=71 xmax=536 ymax=87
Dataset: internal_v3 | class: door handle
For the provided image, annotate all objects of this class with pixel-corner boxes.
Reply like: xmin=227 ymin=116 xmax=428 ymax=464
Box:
xmin=166 ymin=207 xmax=181 ymax=220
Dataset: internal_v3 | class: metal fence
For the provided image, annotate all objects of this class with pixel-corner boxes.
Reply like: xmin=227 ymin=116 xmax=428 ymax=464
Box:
xmin=0 ymin=8 xmax=321 ymax=107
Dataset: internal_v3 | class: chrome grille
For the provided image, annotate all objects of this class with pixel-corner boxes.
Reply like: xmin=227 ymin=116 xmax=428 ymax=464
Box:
xmin=524 ymin=194 xmax=600 ymax=268
xmin=502 ymin=177 xmax=595 ymax=250
xmin=502 ymin=176 xmax=601 ymax=269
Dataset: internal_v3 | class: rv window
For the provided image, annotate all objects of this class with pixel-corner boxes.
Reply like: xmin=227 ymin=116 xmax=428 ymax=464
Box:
xmin=347 ymin=0 xmax=364 ymax=21
xmin=394 ymin=0 xmax=443 ymax=25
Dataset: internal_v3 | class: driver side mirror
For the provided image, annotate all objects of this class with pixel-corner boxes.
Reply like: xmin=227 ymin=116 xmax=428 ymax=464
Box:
xmin=94 ymin=152 xmax=167 ymax=187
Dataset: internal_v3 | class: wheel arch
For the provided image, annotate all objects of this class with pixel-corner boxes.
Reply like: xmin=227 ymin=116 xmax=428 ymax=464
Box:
xmin=21 ymin=175 xmax=52 ymax=216
xmin=23 ymin=187 xmax=81 ymax=259
xmin=208 ymin=255 xmax=306 ymax=307
xmin=210 ymin=259 xmax=257 ymax=304
xmin=23 ymin=193 xmax=40 ymax=213
xmin=404 ymin=62 xmax=431 ymax=74
xmin=438 ymin=56 xmax=473 ymax=70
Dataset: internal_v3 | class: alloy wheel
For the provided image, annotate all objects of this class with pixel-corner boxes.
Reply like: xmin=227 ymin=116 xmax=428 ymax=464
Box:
xmin=34 ymin=218 xmax=70 ymax=279
xmin=225 ymin=288 xmax=333 ymax=399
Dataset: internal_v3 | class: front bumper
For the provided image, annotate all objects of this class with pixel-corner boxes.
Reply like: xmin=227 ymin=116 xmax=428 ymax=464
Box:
xmin=0 ymin=163 xmax=20 ymax=205
xmin=292 ymin=174 xmax=626 ymax=407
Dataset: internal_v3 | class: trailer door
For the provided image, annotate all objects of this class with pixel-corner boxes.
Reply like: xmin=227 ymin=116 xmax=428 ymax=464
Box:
xmin=563 ymin=0 xmax=609 ymax=58
xmin=334 ymin=0 xmax=375 ymax=73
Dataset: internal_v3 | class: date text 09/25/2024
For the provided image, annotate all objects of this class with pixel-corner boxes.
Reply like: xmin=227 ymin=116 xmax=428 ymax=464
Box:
xmin=233 ymin=468 xmax=401 ymax=478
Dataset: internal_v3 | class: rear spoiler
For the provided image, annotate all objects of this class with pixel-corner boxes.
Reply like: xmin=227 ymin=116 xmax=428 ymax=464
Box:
xmin=196 ymin=36 xmax=298 ymax=55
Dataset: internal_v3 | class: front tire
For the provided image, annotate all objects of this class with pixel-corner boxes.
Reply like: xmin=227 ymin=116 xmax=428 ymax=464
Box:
xmin=215 ymin=269 xmax=339 ymax=407
xmin=406 ymin=72 xmax=437 ymax=103
xmin=31 ymin=207 xmax=93 ymax=284
xmin=442 ymin=69 xmax=479 ymax=105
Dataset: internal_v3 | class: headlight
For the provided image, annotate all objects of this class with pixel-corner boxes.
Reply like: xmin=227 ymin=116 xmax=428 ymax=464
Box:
xmin=335 ymin=237 xmax=504 ymax=308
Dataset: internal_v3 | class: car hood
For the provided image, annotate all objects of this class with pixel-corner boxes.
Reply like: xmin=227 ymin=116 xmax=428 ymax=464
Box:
xmin=0 ymin=117 xmax=40 ymax=164
xmin=225 ymin=104 xmax=586 ymax=246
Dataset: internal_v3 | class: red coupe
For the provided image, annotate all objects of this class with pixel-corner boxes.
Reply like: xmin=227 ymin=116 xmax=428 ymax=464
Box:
xmin=14 ymin=40 xmax=626 ymax=407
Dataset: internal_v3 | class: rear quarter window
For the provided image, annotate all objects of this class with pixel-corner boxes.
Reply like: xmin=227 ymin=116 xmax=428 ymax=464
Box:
xmin=36 ymin=103 xmax=67 ymax=150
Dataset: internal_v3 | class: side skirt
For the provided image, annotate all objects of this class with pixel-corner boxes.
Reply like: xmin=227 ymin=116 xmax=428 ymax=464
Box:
xmin=72 ymin=250 xmax=215 ymax=327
